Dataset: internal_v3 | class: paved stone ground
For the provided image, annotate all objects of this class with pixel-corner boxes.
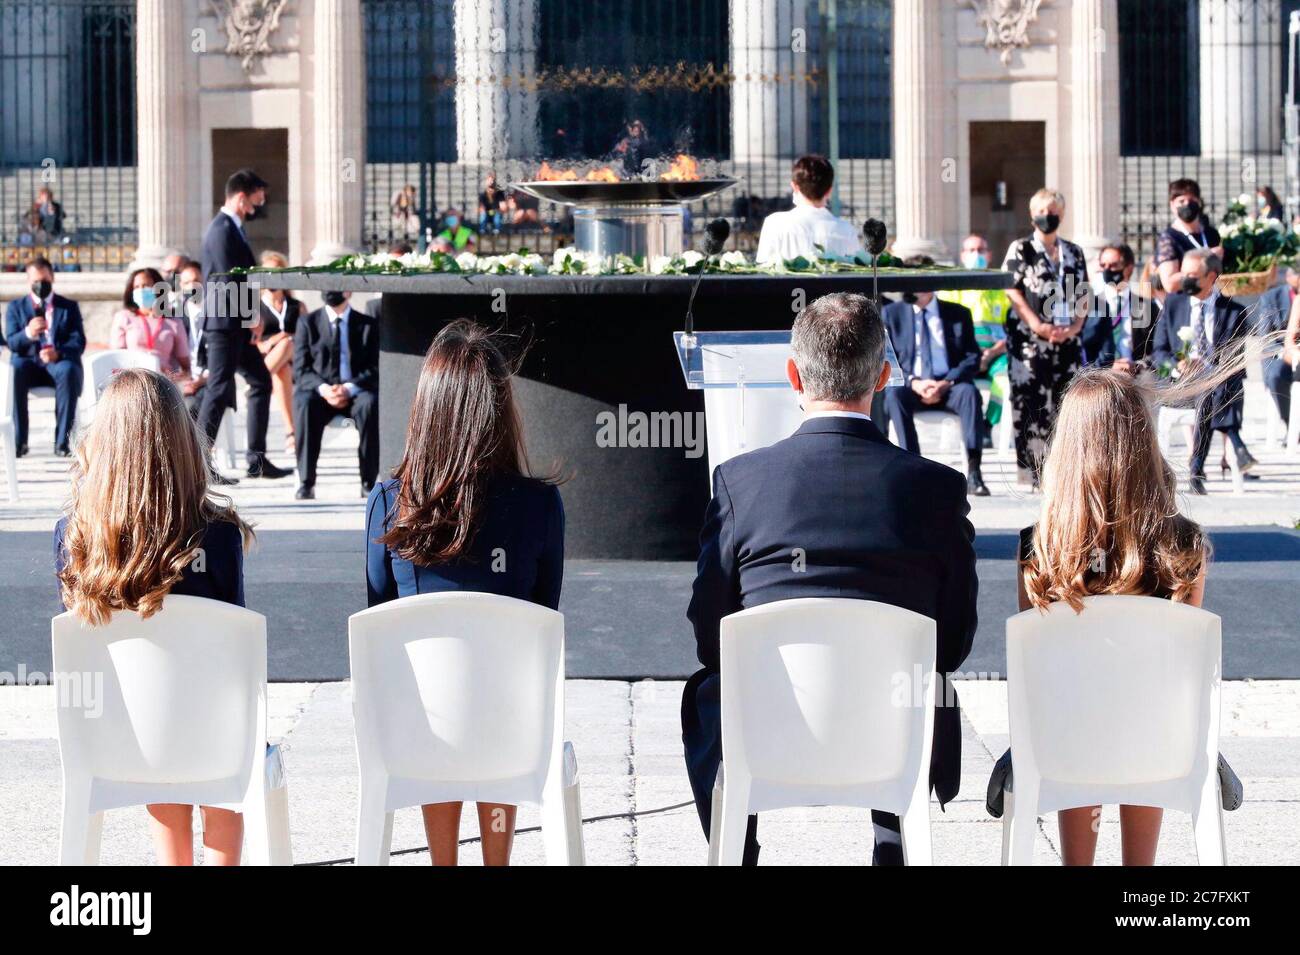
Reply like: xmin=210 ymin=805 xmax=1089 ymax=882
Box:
xmin=1 ymin=679 xmax=1296 ymax=866
xmin=2 ymin=386 xmax=1298 ymax=865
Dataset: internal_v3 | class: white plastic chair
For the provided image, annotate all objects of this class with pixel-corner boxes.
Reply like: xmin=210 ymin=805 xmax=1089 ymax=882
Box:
xmin=216 ymin=406 xmax=240 ymax=470
xmin=0 ymin=362 xmax=21 ymax=503
xmin=52 ymin=595 xmax=291 ymax=865
xmin=348 ymin=592 xmax=585 ymax=866
xmin=890 ymin=411 xmax=967 ymax=475
xmin=993 ymin=372 xmax=1014 ymax=457
xmin=1002 ymin=595 xmax=1224 ymax=866
xmin=85 ymin=349 xmax=161 ymax=402
xmin=709 ymin=598 xmax=937 ymax=866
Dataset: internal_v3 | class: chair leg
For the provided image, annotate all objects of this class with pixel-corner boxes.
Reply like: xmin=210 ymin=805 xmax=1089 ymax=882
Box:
xmin=541 ymin=741 xmax=586 ymax=866
xmin=266 ymin=784 xmax=293 ymax=866
xmin=1005 ymin=783 xmax=1038 ymax=866
xmin=562 ymin=742 xmax=586 ymax=865
xmin=707 ymin=764 xmax=724 ymax=866
xmin=355 ymin=782 xmax=394 ymax=866
xmin=1192 ymin=776 xmax=1227 ymax=866
xmin=59 ymin=784 xmax=103 ymax=866
xmin=3 ymin=434 xmax=18 ymax=504
xmin=899 ymin=797 xmax=932 ymax=866
xmin=716 ymin=774 xmax=750 ymax=866
xmin=1000 ymin=790 xmax=1014 ymax=866
xmin=242 ymin=790 xmax=272 ymax=866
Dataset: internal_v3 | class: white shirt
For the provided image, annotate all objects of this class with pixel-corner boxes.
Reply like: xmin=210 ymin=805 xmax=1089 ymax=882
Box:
xmin=804 ymin=410 xmax=871 ymax=422
xmin=185 ymin=301 xmax=205 ymax=375
xmin=1104 ymin=286 xmax=1134 ymax=361
xmin=321 ymin=305 xmax=359 ymax=398
xmin=912 ymin=299 xmax=949 ymax=378
xmin=756 ymin=203 xmax=864 ymax=265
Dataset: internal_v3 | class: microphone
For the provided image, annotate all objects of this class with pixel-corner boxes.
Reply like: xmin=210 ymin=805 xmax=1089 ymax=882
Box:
xmin=685 ymin=218 xmax=731 ymax=342
xmin=862 ymin=219 xmax=887 ymax=304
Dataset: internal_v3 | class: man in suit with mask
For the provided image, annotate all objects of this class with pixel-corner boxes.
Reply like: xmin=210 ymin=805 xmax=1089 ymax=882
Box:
xmin=4 ymin=257 xmax=84 ymax=456
xmin=292 ymin=290 xmax=379 ymax=500
xmin=1081 ymin=243 xmax=1161 ymax=372
xmin=197 ymin=168 xmax=292 ymax=481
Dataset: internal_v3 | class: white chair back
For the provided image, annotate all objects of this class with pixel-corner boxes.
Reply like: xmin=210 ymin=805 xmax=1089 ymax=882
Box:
xmin=720 ymin=598 xmax=937 ymax=810
xmin=1002 ymin=594 xmax=1225 ymax=864
xmin=349 ymin=592 xmax=585 ymax=865
xmin=53 ymin=595 xmax=266 ymax=803
xmin=1 ymin=360 xmax=14 ymax=419
xmin=349 ymin=591 xmax=565 ymax=806
xmin=87 ymin=349 xmax=161 ymax=400
xmin=1006 ymin=594 xmax=1221 ymax=810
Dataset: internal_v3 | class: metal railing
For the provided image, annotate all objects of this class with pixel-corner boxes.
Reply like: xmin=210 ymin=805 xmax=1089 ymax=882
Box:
xmin=0 ymin=0 xmax=136 ymax=271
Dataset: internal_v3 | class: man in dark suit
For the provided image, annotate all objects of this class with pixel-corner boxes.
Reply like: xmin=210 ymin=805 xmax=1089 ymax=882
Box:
xmin=4 ymin=257 xmax=84 ymax=456
xmin=1082 ymin=243 xmax=1161 ymax=372
xmin=197 ymin=168 xmax=291 ymax=481
xmin=682 ymin=292 xmax=979 ymax=865
xmin=881 ymin=292 xmax=988 ymax=495
xmin=292 ymin=290 xmax=379 ymax=499
xmin=1152 ymin=247 xmax=1254 ymax=494
xmin=1254 ymin=265 xmax=1298 ymax=431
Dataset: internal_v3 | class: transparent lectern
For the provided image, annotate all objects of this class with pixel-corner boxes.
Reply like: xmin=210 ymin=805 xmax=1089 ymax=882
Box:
xmin=675 ymin=329 xmax=906 ymax=477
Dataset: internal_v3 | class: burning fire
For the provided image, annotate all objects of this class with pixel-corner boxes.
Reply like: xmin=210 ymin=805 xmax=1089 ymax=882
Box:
xmin=660 ymin=154 xmax=700 ymax=182
xmin=534 ymin=154 xmax=702 ymax=183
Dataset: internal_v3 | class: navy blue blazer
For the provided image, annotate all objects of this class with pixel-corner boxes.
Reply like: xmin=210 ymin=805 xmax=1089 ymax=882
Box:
xmin=1080 ymin=292 xmax=1160 ymax=367
xmin=1253 ymin=282 xmax=1292 ymax=336
xmin=366 ymin=475 xmax=564 ymax=610
xmin=54 ymin=516 xmax=246 ymax=608
xmin=1152 ymin=292 xmax=1249 ymax=431
xmin=686 ymin=414 xmax=978 ymax=803
xmin=200 ymin=212 xmax=257 ymax=332
xmin=882 ymin=298 xmax=981 ymax=385
xmin=5 ymin=294 xmax=85 ymax=364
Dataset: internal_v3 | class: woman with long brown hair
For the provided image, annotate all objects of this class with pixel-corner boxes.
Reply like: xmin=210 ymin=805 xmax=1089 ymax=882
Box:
xmin=1011 ymin=357 xmax=1254 ymax=864
xmin=365 ymin=319 xmax=564 ymax=866
xmin=56 ymin=368 xmax=253 ymax=864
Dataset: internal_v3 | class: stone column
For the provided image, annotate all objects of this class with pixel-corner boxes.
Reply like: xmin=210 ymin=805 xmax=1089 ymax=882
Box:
xmin=890 ymin=0 xmax=949 ymax=261
xmin=1069 ymin=0 xmax=1120 ymax=267
xmin=310 ymin=0 xmax=366 ymax=264
xmin=730 ymin=0 xmax=809 ymax=169
xmin=454 ymin=0 xmax=539 ymax=162
xmin=130 ymin=0 xmax=191 ymax=269
xmin=1199 ymin=0 xmax=1282 ymax=157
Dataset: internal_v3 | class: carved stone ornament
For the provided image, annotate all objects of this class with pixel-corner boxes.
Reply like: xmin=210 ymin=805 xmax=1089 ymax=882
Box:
xmin=966 ymin=0 xmax=1044 ymax=66
xmin=209 ymin=0 xmax=290 ymax=71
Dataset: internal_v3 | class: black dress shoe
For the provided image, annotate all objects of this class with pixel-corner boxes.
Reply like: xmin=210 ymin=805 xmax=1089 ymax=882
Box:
xmin=211 ymin=471 xmax=240 ymax=486
xmin=54 ymin=446 xmax=71 ymax=458
xmin=967 ymin=471 xmax=990 ymax=497
xmin=295 ymin=484 xmax=315 ymax=500
xmin=247 ymin=455 xmax=294 ymax=480
xmin=15 ymin=444 xmax=28 ymax=458
xmin=1235 ymin=448 xmax=1258 ymax=474
xmin=1189 ymin=473 xmax=1208 ymax=495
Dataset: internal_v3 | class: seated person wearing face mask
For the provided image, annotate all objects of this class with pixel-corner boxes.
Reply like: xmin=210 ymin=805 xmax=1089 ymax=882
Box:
xmin=1081 ymin=243 xmax=1161 ymax=373
xmin=939 ymin=233 xmax=1011 ymax=441
xmin=110 ymin=267 xmax=192 ymax=381
xmin=434 ymin=209 xmax=475 ymax=252
xmin=292 ymin=291 xmax=379 ymax=500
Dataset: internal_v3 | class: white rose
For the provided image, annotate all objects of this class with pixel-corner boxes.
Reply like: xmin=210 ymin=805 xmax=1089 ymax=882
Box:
xmin=719 ymin=250 xmax=748 ymax=270
xmin=649 ymin=255 xmax=675 ymax=274
xmin=1176 ymin=326 xmax=1194 ymax=343
xmin=680 ymin=250 xmax=704 ymax=268
xmin=455 ymin=252 xmax=479 ymax=272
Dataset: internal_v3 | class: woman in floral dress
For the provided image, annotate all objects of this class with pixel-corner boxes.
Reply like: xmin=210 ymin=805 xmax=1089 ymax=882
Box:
xmin=1002 ymin=188 xmax=1089 ymax=487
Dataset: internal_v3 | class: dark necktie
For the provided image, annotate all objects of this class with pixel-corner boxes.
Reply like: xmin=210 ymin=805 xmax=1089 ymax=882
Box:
xmin=1193 ymin=302 xmax=1210 ymax=359
xmin=915 ymin=309 xmax=934 ymax=379
xmin=329 ymin=318 xmax=341 ymax=382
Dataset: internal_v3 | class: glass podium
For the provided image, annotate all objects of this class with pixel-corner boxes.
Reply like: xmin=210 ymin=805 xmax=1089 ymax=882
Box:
xmin=674 ymin=330 xmax=903 ymax=475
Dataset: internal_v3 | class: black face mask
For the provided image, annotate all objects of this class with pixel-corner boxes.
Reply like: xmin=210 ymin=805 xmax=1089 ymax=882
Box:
xmin=323 ymin=291 xmax=347 ymax=308
xmin=901 ymin=292 xmax=918 ymax=305
xmin=245 ymin=202 xmax=264 ymax=222
xmin=1181 ymin=275 xmax=1202 ymax=295
xmin=1176 ymin=201 xmax=1201 ymax=224
xmin=31 ymin=279 xmax=52 ymax=300
xmin=1032 ymin=213 xmax=1060 ymax=234
xmin=1101 ymin=268 xmax=1125 ymax=286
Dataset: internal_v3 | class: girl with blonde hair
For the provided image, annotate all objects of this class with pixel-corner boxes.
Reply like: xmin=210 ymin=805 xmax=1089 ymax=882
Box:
xmin=56 ymin=368 xmax=253 ymax=864
xmin=1009 ymin=344 xmax=1258 ymax=864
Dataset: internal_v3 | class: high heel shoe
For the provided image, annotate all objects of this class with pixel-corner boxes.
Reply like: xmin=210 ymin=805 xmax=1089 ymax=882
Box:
xmin=1219 ymin=456 xmax=1261 ymax=480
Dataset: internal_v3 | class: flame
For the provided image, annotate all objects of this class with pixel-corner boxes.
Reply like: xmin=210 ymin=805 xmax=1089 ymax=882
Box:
xmin=660 ymin=154 xmax=700 ymax=182
xmin=584 ymin=166 xmax=620 ymax=183
xmin=537 ymin=161 xmax=578 ymax=181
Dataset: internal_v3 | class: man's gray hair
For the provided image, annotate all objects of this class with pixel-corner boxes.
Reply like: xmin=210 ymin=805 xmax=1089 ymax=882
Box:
xmin=1183 ymin=246 xmax=1223 ymax=275
xmin=790 ymin=292 xmax=887 ymax=403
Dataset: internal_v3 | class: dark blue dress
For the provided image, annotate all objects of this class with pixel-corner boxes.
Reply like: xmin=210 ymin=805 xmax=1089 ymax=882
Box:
xmin=365 ymin=475 xmax=564 ymax=610
xmin=54 ymin=515 xmax=246 ymax=608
